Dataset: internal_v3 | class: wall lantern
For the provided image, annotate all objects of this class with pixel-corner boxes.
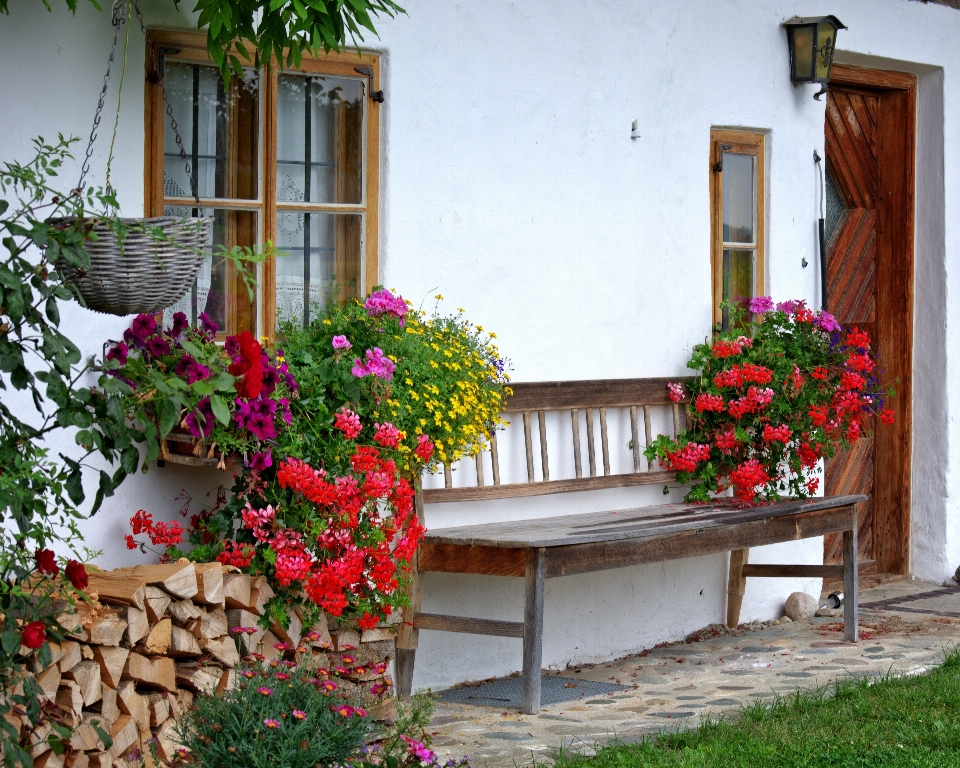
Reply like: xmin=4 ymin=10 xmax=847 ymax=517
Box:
xmin=783 ymin=16 xmax=847 ymax=100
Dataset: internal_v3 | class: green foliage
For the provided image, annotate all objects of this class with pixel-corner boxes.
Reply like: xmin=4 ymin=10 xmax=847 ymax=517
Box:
xmin=0 ymin=0 xmax=101 ymax=15
xmin=0 ymin=136 xmax=135 ymax=766
xmin=185 ymin=0 xmax=405 ymax=82
xmin=173 ymin=658 xmax=374 ymax=768
xmin=551 ymin=647 xmax=960 ymax=768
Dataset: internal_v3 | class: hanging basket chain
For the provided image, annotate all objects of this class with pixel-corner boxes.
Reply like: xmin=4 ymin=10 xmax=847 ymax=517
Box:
xmin=130 ymin=0 xmax=199 ymax=205
xmin=78 ymin=0 xmax=199 ymax=206
xmin=77 ymin=0 xmax=126 ymax=192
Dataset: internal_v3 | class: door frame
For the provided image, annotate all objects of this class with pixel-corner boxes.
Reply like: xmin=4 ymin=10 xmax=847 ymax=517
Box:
xmin=827 ymin=64 xmax=916 ymax=576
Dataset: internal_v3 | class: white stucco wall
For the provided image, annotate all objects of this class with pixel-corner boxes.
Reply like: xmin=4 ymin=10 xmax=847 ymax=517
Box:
xmin=1 ymin=0 xmax=958 ymax=691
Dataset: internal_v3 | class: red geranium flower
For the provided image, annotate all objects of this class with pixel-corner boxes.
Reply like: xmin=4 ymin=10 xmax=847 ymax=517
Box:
xmin=65 ymin=560 xmax=89 ymax=590
xmin=21 ymin=621 xmax=46 ymax=649
xmin=35 ymin=548 xmax=59 ymax=576
xmin=228 ymin=331 xmax=265 ymax=399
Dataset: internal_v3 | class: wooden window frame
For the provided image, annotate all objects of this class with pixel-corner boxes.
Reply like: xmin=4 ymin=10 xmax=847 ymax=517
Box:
xmin=709 ymin=129 xmax=765 ymax=328
xmin=144 ymin=29 xmax=381 ymax=341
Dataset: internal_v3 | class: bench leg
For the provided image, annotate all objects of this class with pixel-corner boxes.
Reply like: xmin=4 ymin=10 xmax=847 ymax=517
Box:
xmin=395 ymin=491 xmax=425 ymax=698
xmin=727 ymin=548 xmax=749 ymax=628
xmin=843 ymin=505 xmax=859 ymax=643
xmin=521 ymin=547 xmax=546 ymax=715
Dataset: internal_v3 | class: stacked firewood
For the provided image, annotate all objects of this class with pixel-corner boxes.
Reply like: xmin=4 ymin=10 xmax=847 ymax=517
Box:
xmin=18 ymin=561 xmax=395 ymax=768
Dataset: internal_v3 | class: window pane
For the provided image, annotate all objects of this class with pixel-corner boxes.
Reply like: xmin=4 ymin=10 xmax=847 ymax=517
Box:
xmin=721 ymin=248 xmax=754 ymax=331
xmin=276 ymin=74 xmax=364 ymax=205
xmin=275 ymin=212 xmax=363 ymax=327
xmin=164 ymin=63 xmax=259 ymax=201
xmin=162 ymin=208 xmax=258 ymax=335
xmin=722 ymin=153 xmax=755 ymax=244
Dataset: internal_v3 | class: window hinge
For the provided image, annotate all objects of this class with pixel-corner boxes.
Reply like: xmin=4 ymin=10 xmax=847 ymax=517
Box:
xmin=149 ymin=47 xmax=181 ymax=83
xmin=355 ymin=67 xmax=384 ymax=103
xmin=713 ymin=143 xmax=732 ymax=173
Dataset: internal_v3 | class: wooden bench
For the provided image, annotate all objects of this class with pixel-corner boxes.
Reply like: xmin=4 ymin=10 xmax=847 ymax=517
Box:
xmin=395 ymin=378 xmax=865 ymax=714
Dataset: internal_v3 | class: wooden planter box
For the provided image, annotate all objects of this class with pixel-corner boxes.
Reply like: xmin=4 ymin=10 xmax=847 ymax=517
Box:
xmin=159 ymin=428 xmax=229 ymax=469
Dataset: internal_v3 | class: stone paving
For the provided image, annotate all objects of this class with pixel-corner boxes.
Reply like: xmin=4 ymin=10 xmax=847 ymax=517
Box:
xmin=424 ymin=580 xmax=960 ymax=767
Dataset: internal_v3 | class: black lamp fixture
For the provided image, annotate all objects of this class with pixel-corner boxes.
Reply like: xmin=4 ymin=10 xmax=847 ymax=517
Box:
xmin=783 ymin=16 xmax=847 ymax=100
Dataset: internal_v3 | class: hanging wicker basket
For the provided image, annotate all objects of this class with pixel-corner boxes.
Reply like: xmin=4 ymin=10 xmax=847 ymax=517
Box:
xmin=56 ymin=215 xmax=213 ymax=316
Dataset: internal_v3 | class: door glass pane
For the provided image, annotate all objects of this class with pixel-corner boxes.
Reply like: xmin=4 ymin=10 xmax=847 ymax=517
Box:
xmin=164 ymin=62 xmax=259 ymax=201
xmin=275 ymin=212 xmax=363 ymax=327
xmin=722 ymin=153 xmax=755 ymax=244
xmin=825 ymin=167 xmax=847 ymax=242
xmin=276 ymin=74 xmax=364 ymax=205
xmin=722 ymin=248 xmax=754 ymax=331
xmin=162 ymin=207 xmax=258 ymax=335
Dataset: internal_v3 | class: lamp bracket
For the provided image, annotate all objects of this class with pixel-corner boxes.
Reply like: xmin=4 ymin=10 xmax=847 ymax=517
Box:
xmin=713 ymin=144 xmax=733 ymax=173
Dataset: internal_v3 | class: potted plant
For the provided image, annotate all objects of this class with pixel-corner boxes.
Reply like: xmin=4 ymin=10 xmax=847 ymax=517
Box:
xmin=646 ymin=298 xmax=895 ymax=503
xmin=102 ymin=312 xmax=298 ymax=470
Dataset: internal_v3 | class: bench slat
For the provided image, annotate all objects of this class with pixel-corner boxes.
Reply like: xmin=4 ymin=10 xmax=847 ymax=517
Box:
xmin=523 ymin=412 xmax=535 ymax=481
xmin=490 ymin=432 xmax=501 ymax=485
xmin=504 ymin=377 xmax=693 ymax=411
xmin=630 ymin=406 xmax=641 ymax=472
xmin=586 ymin=408 xmax=597 ymax=477
xmin=413 ymin=613 xmax=524 ymax=638
xmin=643 ymin=404 xmax=654 ymax=470
xmin=423 ymin=495 xmax=868 ymax=548
xmin=571 ymin=409 xmax=583 ymax=478
xmin=600 ymin=408 xmax=611 ymax=476
xmin=421 ymin=468 xmax=677 ymax=504
xmin=538 ymin=410 xmax=549 ymax=482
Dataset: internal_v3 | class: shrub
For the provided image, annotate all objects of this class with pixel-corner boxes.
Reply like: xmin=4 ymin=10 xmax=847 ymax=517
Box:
xmin=171 ymin=657 xmax=374 ymax=768
xmin=646 ymin=299 xmax=894 ymax=503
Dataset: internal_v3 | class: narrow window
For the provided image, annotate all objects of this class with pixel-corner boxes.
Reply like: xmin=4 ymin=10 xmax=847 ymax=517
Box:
xmin=710 ymin=130 xmax=765 ymax=330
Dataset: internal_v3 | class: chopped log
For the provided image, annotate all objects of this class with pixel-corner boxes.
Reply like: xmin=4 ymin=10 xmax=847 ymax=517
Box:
xmin=331 ymin=629 xmax=360 ymax=651
xmin=360 ymin=627 xmax=395 ymax=643
xmin=93 ymin=646 xmax=129 ymax=690
xmin=85 ymin=573 xmax=146 ymax=611
xmin=55 ymin=609 xmax=82 ymax=637
xmin=68 ymin=716 xmax=107 ymax=751
xmin=217 ymin=667 xmax=237 ymax=694
xmin=195 ymin=608 xmax=227 ymax=640
xmin=81 ymin=645 xmax=94 ymax=661
xmin=143 ymin=587 xmax=171 ymax=624
xmin=29 ymin=721 xmax=52 ymax=757
xmin=68 ymin=751 xmax=90 ymax=768
xmin=223 ymin=572 xmax=251 ymax=609
xmin=146 ymin=693 xmax=170 ymax=728
xmin=199 ymin=636 xmax=239 ymax=668
xmin=116 ymin=681 xmax=149 ymax=733
xmin=62 ymin=660 xmax=102 ymax=707
xmin=86 ymin=754 xmax=112 ymax=768
xmin=175 ymin=662 xmax=221 ymax=695
xmin=33 ymin=749 xmax=63 ymax=768
xmin=169 ymin=626 xmax=201 ymax=657
xmin=123 ymin=653 xmax=176 ymax=693
xmin=44 ymin=642 xmax=67 ymax=668
xmin=306 ymin=617 xmax=332 ymax=648
xmin=123 ymin=606 xmax=150 ymax=647
xmin=272 ymin=610 xmax=302 ymax=647
xmin=247 ymin=576 xmax=275 ymax=615
xmin=167 ymin=600 xmax=203 ymax=626
xmin=153 ymin=719 xmax=181 ymax=764
xmin=108 ymin=715 xmax=138 ymax=759
xmin=56 ymin=680 xmax=83 ymax=718
xmin=87 ymin=683 xmax=120 ymax=729
xmin=57 ymin=641 xmax=82 ymax=674
xmin=107 ymin=564 xmax=197 ymax=600
xmin=194 ymin=562 xmax=224 ymax=607
xmin=86 ymin=614 xmax=127 ymax=647
xmin=36 ymin=662 xmax=61 ymax=698
xmin=143 ymin=618 xmax=172 ymax=656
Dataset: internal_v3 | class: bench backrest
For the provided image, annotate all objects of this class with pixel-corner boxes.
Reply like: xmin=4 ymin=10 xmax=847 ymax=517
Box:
xmin=422 ymin=377 xmax=692 ymax=504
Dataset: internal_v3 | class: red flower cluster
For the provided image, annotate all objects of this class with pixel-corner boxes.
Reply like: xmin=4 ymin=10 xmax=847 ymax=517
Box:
xmin=728 ymin=459 xmax=771 ymax=503
xmin=228 ymin=331 xmax=265 ymax=399
xmin=713 ymin=363 xmax=773 ymax=389
xmin=126 ymin=510 xmax=185 ymax=551
xmin=762 ymin=425 xmax=791 ymax=444
xmin=217 ymin=540 xmax=256 ymax=568
xmin=662 ymin=442 xmax=712 ymax=472
xmin=695 ymin=393 xmax=725 ymax=413
xmin=727 ymin=386 xmax=774 ymax=418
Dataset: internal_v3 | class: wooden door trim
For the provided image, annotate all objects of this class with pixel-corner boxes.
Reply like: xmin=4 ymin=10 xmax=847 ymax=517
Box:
xmin=826 ymin=67 xmax=915 ymax=576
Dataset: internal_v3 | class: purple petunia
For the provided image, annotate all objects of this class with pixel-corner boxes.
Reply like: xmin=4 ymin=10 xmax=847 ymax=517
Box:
xmin=245 ymin=411 xmax=276 ymax=441
xmin=169 ymin=311 xmax=189 ymax=338
xmin=185 ymin=397 xmax=214 ymax=439
xmin=224 ymin=335 xmax=241 ymax=356
xmin=106 ymin=341 xmax=129 ymax=366
xmin=260 ymin=366 xmax=280 ymax=396
xmin=145 ymin=336 xmax=171 ymax=358
xmin=198 ymin=312 xmax=219 ymax=339
xmin=131 ymin=313 xmax=157 ymax=341
xmin=250 ymin=450 xmax=272 ymax=472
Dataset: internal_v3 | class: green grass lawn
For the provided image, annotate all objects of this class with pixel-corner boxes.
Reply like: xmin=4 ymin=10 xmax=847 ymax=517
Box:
xmin=551 ymin=648 xmax=960 ymax=768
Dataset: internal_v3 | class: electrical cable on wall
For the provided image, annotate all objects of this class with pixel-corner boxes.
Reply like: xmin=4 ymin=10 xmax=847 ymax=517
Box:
xmin=813 ymin=149 xmax=827 ymax=311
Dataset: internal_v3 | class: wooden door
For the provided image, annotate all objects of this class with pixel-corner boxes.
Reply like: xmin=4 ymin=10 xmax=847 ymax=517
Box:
xmin=823 ymin=66 xmax=915 ymax=576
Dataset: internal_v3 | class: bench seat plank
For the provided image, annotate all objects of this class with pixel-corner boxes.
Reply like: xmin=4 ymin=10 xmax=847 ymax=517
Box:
xmin=423 ymin=494 xmax=868 ymax=549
